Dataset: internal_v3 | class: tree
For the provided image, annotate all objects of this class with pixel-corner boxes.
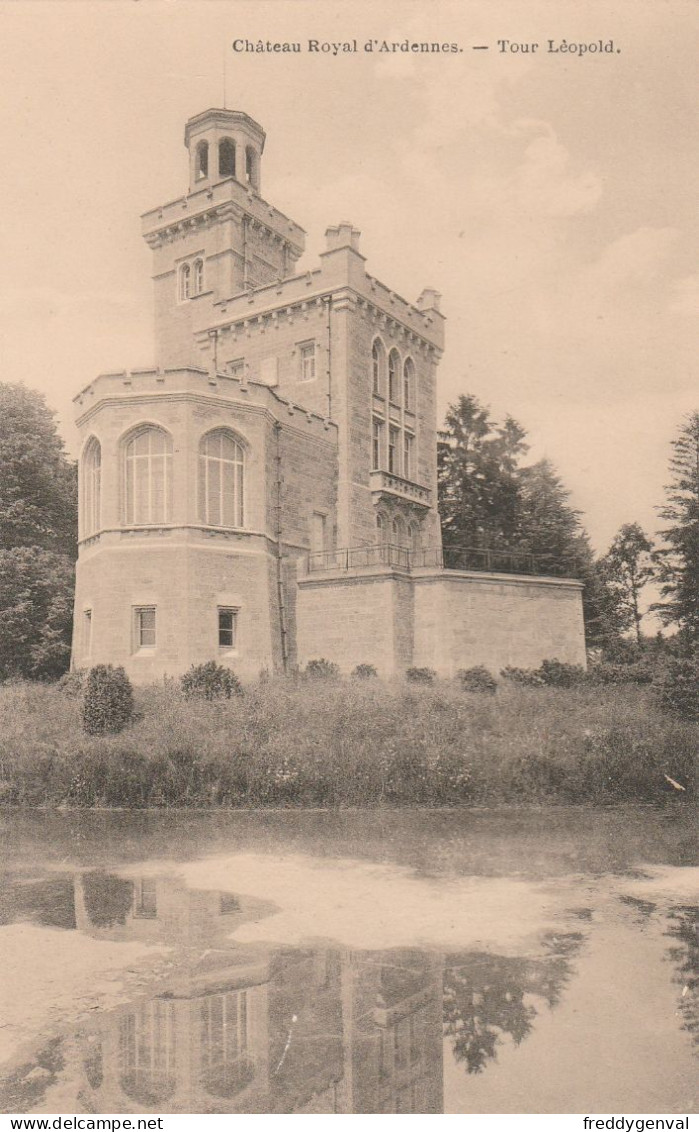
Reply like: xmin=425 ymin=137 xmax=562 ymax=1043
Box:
xmin=598 ymin=523 xmax=655 ymax=644
xmin=0 ymin=383 xmax=77 ymax=680
xmin=652 ymin=412 xmax=699 ymax=643
xmin=438 ymin=395 xmax=528 ymax=551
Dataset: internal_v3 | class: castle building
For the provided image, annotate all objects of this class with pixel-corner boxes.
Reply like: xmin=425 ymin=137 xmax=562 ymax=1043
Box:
xmin=71 ymin=108 xmax=585 ymax=682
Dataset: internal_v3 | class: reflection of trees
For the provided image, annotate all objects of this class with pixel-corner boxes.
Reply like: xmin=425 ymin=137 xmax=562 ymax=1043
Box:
xmin=0 ymin=1037 xmax=65 ymax=1112
xmin=665 ymin=905 xmax=699 ymax=1049
xmin=443 ymin=933 xmax=584 ymax=1074
xmin=81 ymin=872 xmax=133 ymax=927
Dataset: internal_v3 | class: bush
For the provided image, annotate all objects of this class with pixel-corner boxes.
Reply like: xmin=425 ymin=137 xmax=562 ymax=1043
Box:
xmin=181 ymin=660 xmax=242 ymax=701
xmin=406 ymin=667 xmax=436 ymax=685
xmin=500 ymin=665 xmax=545 ymax=687
xmin=304 ymin=658 xmax=340 ymax=680
xmin=587 ymin=661 xmax=654 ymax=686
xmin=352 ymin=663 xmax=378 ymax=679
xmin=654 ymin=655 xmax=699 ymax=722
xmin=501 ymin=659 xmax=585 ymax=688
xmin=82 ymin=665 xmax=134 ymax=735
xmin=538 ymin=659 xmax=586 ymax=688
xmin=56 ymin=669 xmax=86 ymax=698
xmin=457 ymin=666 xmax=497 ymax=694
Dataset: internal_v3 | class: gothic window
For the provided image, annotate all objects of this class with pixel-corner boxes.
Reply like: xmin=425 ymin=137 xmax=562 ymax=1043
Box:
xmin=388 ymin=425 xmax=400 ymax=474
xmin=218 ymin=138 xmax=236 ymax=178
xmin=376 ymin=511 xmax=388 ymax=545
xmin=372 ymin=417 xmax=383 ymax=471
xmin=193 ymin=258 xmax=204 ymax=295
xmin=200 ymin=991 xmax=253 ymax=1098
xmin=392 ymin=514 xmax=406 ymax=547
xmin=388 ymin=349 xmax=400 ymax=404
xmin=409 ymin=521 xmax=421 ymax=552
xmin=82 ymin=437 xmax=101 ymax=537
xmin=372 ymin=339 xmax=385 ymax=396
xmin=403 ymin=357 xmax=415 ymax=411
xmin=196 ymin=140 xmax=209 ymax=180
xmin=124 ymin=427 xmax=173 ymax=525
xmin=178 ymin=262 xmax=191 ymax=302
xmin=119 ymin=1002 xmax=176 ymax=1105
xmin=403 ymin=432 xmax=414 ymax=480
xmin=199 ymin=430 xmax=245 ymax=528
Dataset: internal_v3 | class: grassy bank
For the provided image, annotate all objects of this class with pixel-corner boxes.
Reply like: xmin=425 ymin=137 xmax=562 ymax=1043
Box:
xmin=0 ymin=677 xmax=695 ymax=808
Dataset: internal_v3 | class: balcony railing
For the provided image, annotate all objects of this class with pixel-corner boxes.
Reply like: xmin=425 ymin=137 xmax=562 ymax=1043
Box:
xmin=369 ymin=470 xmax=431 ymax=507
xmin=306 ymin=543 xmax=579 ymax=578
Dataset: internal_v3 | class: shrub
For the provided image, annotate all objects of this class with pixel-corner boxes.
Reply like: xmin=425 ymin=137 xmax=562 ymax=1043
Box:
xmin=654 ymin=655 xmax=699 ymax=722
xmin=406 ymin=666 xmax=436 ymax=685
xmin=56 ymin=669 xmax=86 ymax=698
xmin=181 ymin=660 xmax=243 ymax=701
xmin=538 ymin=659 xmax=586 ymax=688
xmin=500 ymin=665 xmax=545 ymax=687
xmin=82 ymin=665 xmax=134 ymax=735
xmin=587 ymin=661 xmax=654 ymax=686
xmin=457 ymin=666 xmax=497 ymax=694
xmin=304 ymin=658 xmax=341 ymax=680
xmin=352 ymin=663 xmax=378 ymax=679
xmin=501 ymin=659 xmax=585 ymax=688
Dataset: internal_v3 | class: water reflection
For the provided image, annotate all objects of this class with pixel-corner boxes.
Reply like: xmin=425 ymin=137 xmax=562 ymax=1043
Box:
xmin=665 ymin=906 xmax=699 ymax=1050
xmin=1 ymin=867 xmax=591 ymax=1114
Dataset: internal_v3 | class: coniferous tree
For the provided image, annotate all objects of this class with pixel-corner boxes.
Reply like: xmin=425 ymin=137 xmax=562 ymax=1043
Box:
xmin=652 ymin=412 xmax=699 ymax=643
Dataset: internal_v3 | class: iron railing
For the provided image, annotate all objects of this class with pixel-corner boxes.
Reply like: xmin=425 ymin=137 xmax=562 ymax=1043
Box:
xmin=307 ymin=543 xmax=579 ymax=578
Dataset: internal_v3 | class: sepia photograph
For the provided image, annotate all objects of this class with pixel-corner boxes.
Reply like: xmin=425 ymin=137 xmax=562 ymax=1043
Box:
xmin=0 ymin=0 xmax=697 ymax=1121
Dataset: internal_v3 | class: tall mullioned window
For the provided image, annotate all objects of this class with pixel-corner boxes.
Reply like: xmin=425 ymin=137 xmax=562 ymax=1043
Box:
xmin=372 ymin=417 xmax=383 ymax=471
xmin=218 ymin=608 xmax=237 ymax=650
xmin=199 ymin=430 xmax=245 ymax=528
xmin=193 ymin=259 xmax=204 ymax=296
xmin=372 ymin=339 xmax=385 ymax=395
xmin=82 ymin=437 xmax=101 ymax=537
xmin=388 ymin=349 xmax=400 ymax=404
xmin=178 ymin=263 xmax=191 ymax=302
xmin=134 ymin=606 xmax=156 ymax=650
xmin=403 ymin=357 xmax=415 ymax=411
xmin=124 ymin=427 xmax=173 ymax=525
xmin=388 ymin=426 xmax=400 ymax=474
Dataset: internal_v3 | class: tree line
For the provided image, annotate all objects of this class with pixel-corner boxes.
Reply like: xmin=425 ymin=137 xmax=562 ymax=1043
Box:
xmin=0 ymin=381 xmax=697 ymax=680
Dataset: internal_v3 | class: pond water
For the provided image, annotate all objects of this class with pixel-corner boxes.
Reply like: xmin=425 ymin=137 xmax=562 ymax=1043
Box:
xmin=0 ymin=807 xmax=696 ymax=1115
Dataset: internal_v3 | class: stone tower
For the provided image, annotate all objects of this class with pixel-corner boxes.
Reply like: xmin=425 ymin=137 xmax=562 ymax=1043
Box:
xmin=71 ymin=106 xmax=586 ymax=683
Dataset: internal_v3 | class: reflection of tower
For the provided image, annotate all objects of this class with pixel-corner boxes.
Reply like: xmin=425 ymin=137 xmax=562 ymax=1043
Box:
xmin=341 ymin=949 xmax=444 ymax=1114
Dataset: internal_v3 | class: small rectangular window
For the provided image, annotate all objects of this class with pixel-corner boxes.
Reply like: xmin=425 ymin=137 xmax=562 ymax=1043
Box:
xmin=227 ymin=358 xmax=245 ymax=379
xmin=134 ymin=606 xmax=156 ymax=650
xmin=83 ymin=609 xmax=92 ymax=653
xmin=218 ymin=607 xmax=237 ymax=650
xmin=299 ymin=342 xmax=316 ymax=381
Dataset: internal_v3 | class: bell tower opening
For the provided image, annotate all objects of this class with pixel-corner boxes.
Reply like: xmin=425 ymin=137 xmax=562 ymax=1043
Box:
xmin=184 ymin=109 xmax=265 ymax=194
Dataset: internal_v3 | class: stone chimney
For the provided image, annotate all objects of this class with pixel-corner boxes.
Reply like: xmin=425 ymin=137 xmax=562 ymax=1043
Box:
xmin=416 ymin=288 xmax=442 ymax=313
xmin=325 ymin=222 xmax=361 ymax=253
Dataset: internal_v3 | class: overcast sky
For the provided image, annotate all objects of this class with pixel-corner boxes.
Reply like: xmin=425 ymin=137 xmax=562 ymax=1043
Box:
xmin=0 ymin=0 xmax=696 ymax=554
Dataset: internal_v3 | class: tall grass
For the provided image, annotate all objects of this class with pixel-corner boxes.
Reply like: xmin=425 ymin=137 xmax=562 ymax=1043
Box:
xmin=0 ymin=677 xmax=695 ymax=808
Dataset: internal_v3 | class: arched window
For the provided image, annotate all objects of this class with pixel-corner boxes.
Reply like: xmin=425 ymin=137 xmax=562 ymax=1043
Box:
xmin=200 ymin=991 xmax=254 ymax=1098
xmin=376 ymin=511 xmax=388 ymax=546
xmin=218 ymin=138 xmax=236 ymax=179
xmin=372 ymin=339 xmax=385 ymax=396
xmin=403 ymin=357 xmax=415 ymax=411
xmin=392 ymin=515 xmax=406 ymax=547
xmin=178 ymin=263 xmax=190 ymax=302
xmin=193 ymin=259 xmax=204 ymax=296
xmin=388 ymin=349 xmax=401 ymax=404
xmin=124 ymin=427 xmax=173 ymax=526
xmin=196 ymin=140 xmax=209 ymax=180
xmin=245 ymin=146 xmax=258 ymax=189
xmin=199 ymin=430 xmax=245 ymax=528
xmin=409 ymin=521 xmax=421 ymax=552
xmin=82 ymin=437 xmax=101 ymax=537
